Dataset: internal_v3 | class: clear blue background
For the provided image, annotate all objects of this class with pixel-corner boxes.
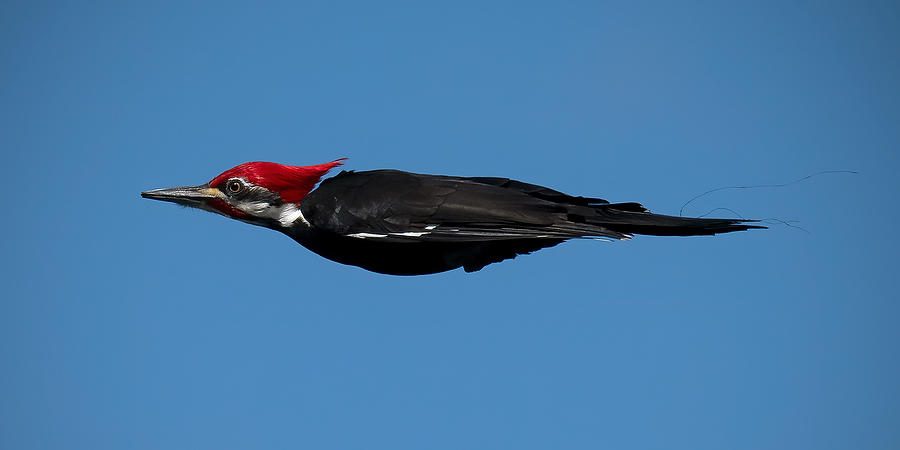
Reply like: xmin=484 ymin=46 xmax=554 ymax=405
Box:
xmin=3 ymin=1 xmax=898 ymax=449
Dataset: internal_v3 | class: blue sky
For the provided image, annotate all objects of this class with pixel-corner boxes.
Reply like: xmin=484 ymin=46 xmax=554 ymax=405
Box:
xmin=2 ymin=1 xmax=899 ymax=449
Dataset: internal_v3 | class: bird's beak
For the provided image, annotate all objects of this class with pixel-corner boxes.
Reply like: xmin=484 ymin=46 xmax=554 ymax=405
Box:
xmin=141 ymin=185 xmax=222 ymax=208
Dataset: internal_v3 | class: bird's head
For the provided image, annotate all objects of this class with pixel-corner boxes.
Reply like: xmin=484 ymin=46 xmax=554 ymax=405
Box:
xmin=141 ymin=159 xmax=345 ymax=228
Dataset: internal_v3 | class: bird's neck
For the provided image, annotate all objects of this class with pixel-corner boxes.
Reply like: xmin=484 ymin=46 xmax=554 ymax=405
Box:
xmin=231 ymin=201 xmax=310 ymax=229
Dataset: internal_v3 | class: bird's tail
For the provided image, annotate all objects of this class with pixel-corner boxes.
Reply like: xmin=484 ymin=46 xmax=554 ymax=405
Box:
xmin=586 ymin=202 xmax=765 ymax=237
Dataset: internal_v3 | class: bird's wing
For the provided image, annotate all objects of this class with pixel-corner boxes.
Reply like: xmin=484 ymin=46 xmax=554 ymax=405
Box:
xmin=301 ymin=170 xmax=632 ymax=242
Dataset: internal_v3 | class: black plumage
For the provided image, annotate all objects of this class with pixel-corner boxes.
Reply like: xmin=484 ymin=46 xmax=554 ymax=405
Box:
xmin=289 ymin=170 xmax=762 ymax=275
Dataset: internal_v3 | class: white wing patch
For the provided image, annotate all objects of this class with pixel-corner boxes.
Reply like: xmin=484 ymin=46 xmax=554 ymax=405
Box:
xmin=346 ymin=228 xmax=438 ymax=239
xmin=390 ymin=231 xmax=430 ymax=237
xmin=341 ymin=224 xmax=628 ymax=241
xmin=348 ymin=232 xmax=389 ymax=239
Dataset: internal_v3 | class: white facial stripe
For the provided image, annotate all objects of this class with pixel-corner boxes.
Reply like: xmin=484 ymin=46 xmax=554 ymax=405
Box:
xmin=232 ymin=200 xmax=309 ymax=228
xmin=279 ymin=204 xmax=310 ymax=227
xmin=235 ymin=200 xmax=273 ymax=216
xmin=223 ymin=178 xmax=311 ymax=228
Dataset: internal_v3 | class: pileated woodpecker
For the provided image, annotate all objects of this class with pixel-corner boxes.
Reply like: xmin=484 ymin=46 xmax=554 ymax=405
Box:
xmin=142 ymin=159 xmax=762 ymax=275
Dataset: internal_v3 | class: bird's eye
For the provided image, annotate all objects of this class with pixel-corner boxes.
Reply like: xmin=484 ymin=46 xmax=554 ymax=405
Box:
xmin=226 ymin=179 xmax=243 ymax=194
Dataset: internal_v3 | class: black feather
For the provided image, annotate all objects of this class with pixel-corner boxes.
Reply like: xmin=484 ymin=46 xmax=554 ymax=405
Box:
xmin=287 ymin=170 xmax=762 ymax=275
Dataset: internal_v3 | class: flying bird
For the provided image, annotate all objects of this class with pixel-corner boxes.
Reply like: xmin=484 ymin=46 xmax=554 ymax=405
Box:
xmin=142 ymin=159 xmax=763 ymax=275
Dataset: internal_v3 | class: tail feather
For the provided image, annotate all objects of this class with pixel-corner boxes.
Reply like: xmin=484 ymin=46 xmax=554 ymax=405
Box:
xmin=589 ymin=203 xmax=765 ymax=236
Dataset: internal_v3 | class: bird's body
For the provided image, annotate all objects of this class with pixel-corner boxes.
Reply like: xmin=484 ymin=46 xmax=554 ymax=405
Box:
xmin=142 ymin=160 xmax=762 ymax=275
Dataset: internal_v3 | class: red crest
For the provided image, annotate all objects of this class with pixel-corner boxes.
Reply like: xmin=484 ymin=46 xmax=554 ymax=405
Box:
xmin=209 ymin=159 xmax=346 ymax=203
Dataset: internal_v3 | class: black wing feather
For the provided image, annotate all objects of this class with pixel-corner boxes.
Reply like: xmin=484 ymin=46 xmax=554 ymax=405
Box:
xmin=294 ymin=169 xmax=761 ymax=274
xmin=301 ymin=170 xmax=632 ymax=242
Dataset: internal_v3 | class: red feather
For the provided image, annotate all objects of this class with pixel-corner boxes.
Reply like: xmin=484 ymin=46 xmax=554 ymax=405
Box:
xmin=209 ymin=159 xmax=346 ymax=203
